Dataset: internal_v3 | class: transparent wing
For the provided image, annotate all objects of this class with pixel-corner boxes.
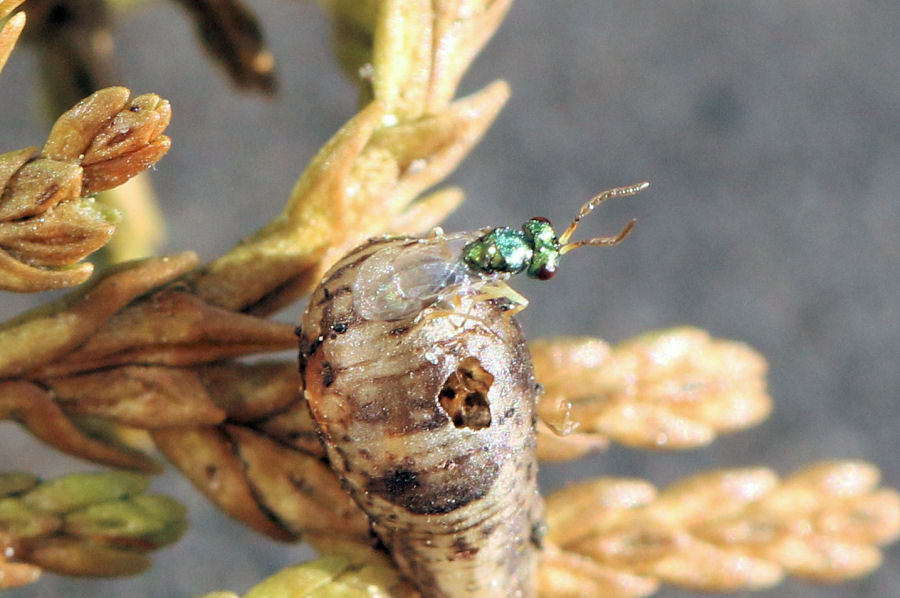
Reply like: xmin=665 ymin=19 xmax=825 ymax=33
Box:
xmin=352 ymin=231 xmax=487 ymax=322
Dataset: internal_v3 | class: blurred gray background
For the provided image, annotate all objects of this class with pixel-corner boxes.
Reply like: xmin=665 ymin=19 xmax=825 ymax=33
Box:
xmin=1 ymin=2 xmax=898 ymax=597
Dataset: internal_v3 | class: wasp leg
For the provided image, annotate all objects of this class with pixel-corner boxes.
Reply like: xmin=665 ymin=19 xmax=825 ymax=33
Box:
xmin=420 ymin=294 xmax=490 ymax=330
xmin=473 ymin=280 xmax=529 ymax=319
xmin=418 ymin=281 xmax=526 ymax=334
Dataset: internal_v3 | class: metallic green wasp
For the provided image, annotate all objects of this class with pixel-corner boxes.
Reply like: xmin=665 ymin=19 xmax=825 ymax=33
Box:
xmin=352 ymin=181 xmax=649 ymax=321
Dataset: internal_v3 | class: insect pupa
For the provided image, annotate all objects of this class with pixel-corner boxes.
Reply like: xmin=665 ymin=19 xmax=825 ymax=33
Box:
xmin=298 ymin=182 xmax=648 ymax=598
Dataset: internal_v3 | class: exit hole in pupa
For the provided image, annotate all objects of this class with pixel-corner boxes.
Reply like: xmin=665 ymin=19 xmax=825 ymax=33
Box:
xmin=438 ymin=357 xmax=494 ymax=430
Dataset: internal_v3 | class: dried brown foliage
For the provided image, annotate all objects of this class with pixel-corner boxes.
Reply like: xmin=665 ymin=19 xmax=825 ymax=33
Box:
xmin=0 ymin=86 xmax=172 ymax=291
xmin=12 ymin=0 xmax=273 ymax=268
xmin=540 ymin=461 xmax=900 ymax=597
xmin=21 ymin=0 xmax=273 ymax=103
xmin=532 ymin=328 xmax=772 ymax=461
xmin=0 ymin=0 xmax=25 ymax=74
xmin=0 ymin=252 xmax=296 ymax=471
xmin=170 ymin=0 xmax=276 ymax=93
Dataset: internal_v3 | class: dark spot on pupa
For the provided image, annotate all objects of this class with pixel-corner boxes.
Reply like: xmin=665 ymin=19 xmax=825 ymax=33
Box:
xmin=298 ymin=334 xmax=322 ymax=357
xmin=450 ymin=537 xmax=479 ymax=560
xmin=332 ymin=446 xmax=352 ymax=474
xmin=479 ymin=522 xmax=498 ymax=538
xmin=416 ymin=414 xmax=449 ymax=431
xmin=390 ymin=325 xmax=410 ymax=336
xmin=356 ymin=400 xmax=392 ymax=423
xmin=369 ymin=455 xmax=499 ymax=515
xmin=321 ymin=360 xmax=334 ymax=387
xmin=297 ymin=334 xmax=316 ymax=374
xmin=382 ymin=469 xmax=420 ymax=497
xmin=331 ymin=322 xmax=348 ymax=334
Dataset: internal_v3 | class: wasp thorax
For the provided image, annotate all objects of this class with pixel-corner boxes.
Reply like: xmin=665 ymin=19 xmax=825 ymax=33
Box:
xmin=463 ymin=227 xmax=533 ymax=275
xmin=463 ymin=218 xmax=563 ymax=282
xmin=299 ymin=233 xmax=542 ymax=598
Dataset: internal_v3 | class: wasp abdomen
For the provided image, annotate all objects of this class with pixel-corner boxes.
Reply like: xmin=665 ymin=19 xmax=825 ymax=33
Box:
xmin=300 ymin=235 xmax=541 ymax=598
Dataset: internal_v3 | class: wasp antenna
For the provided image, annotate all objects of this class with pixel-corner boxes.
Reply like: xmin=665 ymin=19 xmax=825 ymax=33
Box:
xmin=560 ymin=218 xmax=637 ymax=255
xmin=558 ymin=181 xmax=649 ymax=245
